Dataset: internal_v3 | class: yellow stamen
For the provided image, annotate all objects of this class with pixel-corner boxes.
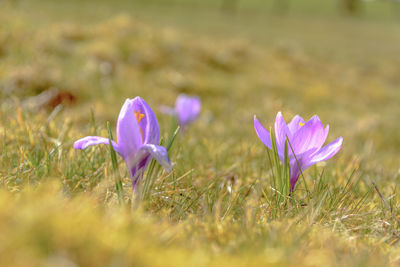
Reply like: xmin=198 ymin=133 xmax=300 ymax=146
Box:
xmin=134 ymin=110 xmax=145 ymax=123
xmin=299 ymin=122 xmax=305 ymax=127
xmin=134 ymin=110 xmax=145 ymax=140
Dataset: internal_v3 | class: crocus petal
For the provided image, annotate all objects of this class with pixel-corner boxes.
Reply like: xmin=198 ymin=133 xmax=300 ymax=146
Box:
xmin=274 ymin=112 xmax=291 ymax=156
xmin=306 ymin=137 xmax=343 ymax=168
xmin=176 ymin=94 xmax=201 ymax=126
xmin=287 ymin=115 xmax=305 ymax=135
xmin=192 ymin=97 xmax=201 ymax=116
xmin=291 ymin=115 xmax=327 ymax=155
xmin=254 ymin=115 xmax=272 ymax=150
xmin=73 ymin=136 xmax=121 ymax=155
xmin=117 ymin=99 xmax=143 ymax=158
xmin=138 ymin=144 xmax=173 ymax=173
xmin=288 ymin=148 xmax=319 ymax=190
xmin=130 ymin=155 xmax=151 ymax=189
xmin=125 ymin=143 xmax=172 ymax=177
xmin=131 ymin=97 xmax=160 ymax=145
xmin=289 ymin=160 xmax=301 ymax=191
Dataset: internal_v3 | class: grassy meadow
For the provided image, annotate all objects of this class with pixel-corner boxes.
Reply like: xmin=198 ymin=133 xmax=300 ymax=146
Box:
xmin=1 ymin=0 xmax=400 ymax=265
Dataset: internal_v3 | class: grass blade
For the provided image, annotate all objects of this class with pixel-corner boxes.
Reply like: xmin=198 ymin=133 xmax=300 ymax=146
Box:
xmin=107 ymin=121 xmax=124 ymax=205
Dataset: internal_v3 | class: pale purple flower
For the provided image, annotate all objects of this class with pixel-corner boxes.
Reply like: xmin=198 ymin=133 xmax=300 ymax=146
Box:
xmin=161 ymin=94 xmax=201 ymax=128
xmin=254 ymin=112 xmax=343 ymax=191
xmin=74 ymin=97 xmax=172 ymax=189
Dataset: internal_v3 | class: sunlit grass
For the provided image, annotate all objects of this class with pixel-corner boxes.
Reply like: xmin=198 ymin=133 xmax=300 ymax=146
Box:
xmin=1 ymin=1 xmax=400 ymax=265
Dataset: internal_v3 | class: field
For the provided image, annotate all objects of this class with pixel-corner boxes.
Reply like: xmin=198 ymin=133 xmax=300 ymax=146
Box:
xmin=1 ymin=0 xmax=400 ymax=266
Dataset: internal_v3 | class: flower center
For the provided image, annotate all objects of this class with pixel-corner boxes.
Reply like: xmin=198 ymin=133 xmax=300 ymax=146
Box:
xmin=134 ymin=110 xmax=145 ymax=140
xmin=299 ymin=122 xmax=305 ymax=127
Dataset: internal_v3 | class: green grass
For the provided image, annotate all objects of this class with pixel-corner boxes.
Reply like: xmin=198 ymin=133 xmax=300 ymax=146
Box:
xmin=1 ymin=0 xmax=400 ymax=266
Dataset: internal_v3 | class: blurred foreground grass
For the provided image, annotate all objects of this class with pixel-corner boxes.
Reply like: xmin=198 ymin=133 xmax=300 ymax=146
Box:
xmin=1 ymin=0 xmax=400 ymax=266
xmin=0 ymin=182 xmax=396 ymax=266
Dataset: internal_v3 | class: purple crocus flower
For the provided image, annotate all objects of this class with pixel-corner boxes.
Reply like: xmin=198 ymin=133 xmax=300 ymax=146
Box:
xmin=161 ymin=94 xmax=201 ymax=128
xmin=254 ymin=112 xmax=343 ymax=191
xmin=74 ymin=97 xmax=172 ymax=189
